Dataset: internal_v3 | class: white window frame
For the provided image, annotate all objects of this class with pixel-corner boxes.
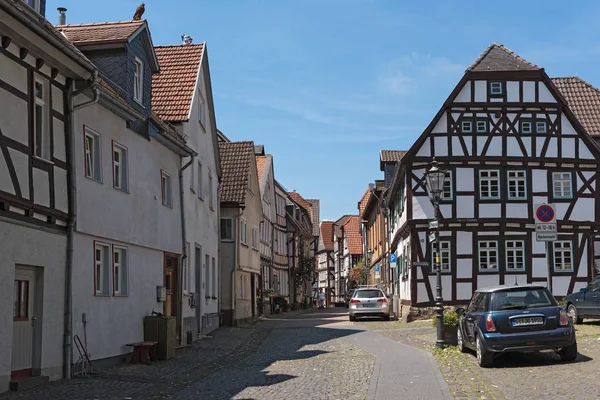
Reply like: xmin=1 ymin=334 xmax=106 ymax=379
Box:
xmin=479 ymin=170 xmax=500 ymax=200
xmin=507 ymin=170 xmax=526 ymax=200
xmin=220 ymin=218 xmax=234 ymax=241
xmin=161 ymin=170 xmax=173 ymax=207
xmin=240 ymin=218 xmax=248 ymax=245
xmin=23 ymin=0 xmax=41 ymax=14
xmin=134 ymin=58 xmax=144 ymax=104
xmin=506 ymin=240 xmax=525 ymax=271
xmin=461 ymin=120 xmax=473 ymax=133
xmin=112 ymin=141 xmax=129 ymax=192
xmin=552 ymin=172 xmax=572 ymax=199
xmin=197 ymin=162 xmax=203 ymax=200
xmin=536 ymin=120 xmax=548 ymax=134
xmin=521 ymin=121 xmax=533 ymax=134
xmin=252 ymin=225 xmax=258 ymax=249
xmin=195 ymin=244 xmax=202 ymax=294
xmin=490 ymin=81 xmax=503 ymax=95
xmin=84 ymin=127 xmax=102 ymax=182
xmin=34 ymin=77 xmax=50 ymax=160
xmin=94 ymin=242 xmax=110 ymax=296
xmin=432 ymin=240 xmax=451 ymax=272
xmin=478 ymin=240 xmax=499 ymax=272
xmin=476 ymin=120 xmax=488 ymax=133
xmin=113 ymin=246 xmax=128 ymax=296
xmin=441 ymin=171 xmax=453 ymax=200
xmin=553 ymin=241 xmax=573 ymax=272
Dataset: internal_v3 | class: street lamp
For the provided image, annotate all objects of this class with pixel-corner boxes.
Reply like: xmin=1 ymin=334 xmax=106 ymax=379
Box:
xmin=424 ymin=158 xmax=449 ymax=349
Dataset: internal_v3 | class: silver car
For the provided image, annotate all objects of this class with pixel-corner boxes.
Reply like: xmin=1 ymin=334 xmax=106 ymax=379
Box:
xmin=348 ymin=287 xmax=390 ymax=321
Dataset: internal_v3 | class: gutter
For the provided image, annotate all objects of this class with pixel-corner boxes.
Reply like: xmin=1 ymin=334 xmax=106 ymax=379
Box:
xmin=65 ymin=69 xmax=99 ymax=380
xmin=178 ymin=156 xmax=194 ymax=344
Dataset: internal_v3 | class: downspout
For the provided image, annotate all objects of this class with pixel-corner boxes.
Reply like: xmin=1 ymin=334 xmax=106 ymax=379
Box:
xmin=65 ymin=71 xmax=99 ymax=380
xmin=178 ymin=156 xmax=194 ymax=344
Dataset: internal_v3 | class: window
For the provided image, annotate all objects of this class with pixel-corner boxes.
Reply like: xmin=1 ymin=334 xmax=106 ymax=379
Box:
xmin=23 ymin=0 xmax=41 ymax=13
xmin=554 ymin=241 xmax=573 ymax=272
xmin=205 ymin=254 xmax=210 ymax=298
xmin=112 ymin=142 xmax=128 ymax=191
xmin=478 ymin=241 xmax=498 ymax=271
xmin=84 ymin=128 xmax=102 ymax=181
xmin=552 ymin=172 xmax=572 ymax=199
xmin=506 ymin=240 xmax=525 ymax=271
xmin=13 ymin=280 xmax=29 ymax=320
xmin=161 ymin=170 xmax=173 ymax=207
xmin=221 ymin=218 xmax=234 ymax=241
xmin=212 ymin=257 xmax=216 ymax=298
xmin=479 ymin=170 xmax=500 ymax=200
xmin=441 ymin=171 xmax=453 ymax=200
xmin=489 ymin=81 xmax=503 ymax=96
xmin=134 ymin=58 xmax=143 ymax=103
xmin=240 ymin=275 xmax=245 ymax=299
xmin=536 ymin=121 xmax=548 ymax=134
xmin=507 ymin=170 xmax=526 ymax=200
xmin=197 ymin=162 xmax=203 ymax=199
xmin=432 ymin=240 xmax=451 ymax=272
xmin=461 ymin=120 xmax=473 ymax=133
xmin=252 ymin=225 xmax=258 ymax=249
xmin=209 ymin=174 xmax=214 ymax=210
xmin=195 ymin=245 xmax=202 ymax=293
xmin=476 ymin=119 xmax=488 ymax=133
xmin=95 ymin=243 xmax=110 ymax=295
xmin=34 ymin=78 xmax=50 ymax=160
xmin=113 ymin=247 xmax=128 ymax=296
xmin=521 ymin=121 xmax=533 ymax=134
xmin=197 ymin=90 xmax=207 ymax=130
xmin=240 ymin=218 xmax=248 ymax=245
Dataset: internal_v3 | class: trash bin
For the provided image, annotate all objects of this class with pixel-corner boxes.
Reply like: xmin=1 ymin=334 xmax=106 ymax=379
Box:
xmin=144 ymin=316 xmax=176 ymax=360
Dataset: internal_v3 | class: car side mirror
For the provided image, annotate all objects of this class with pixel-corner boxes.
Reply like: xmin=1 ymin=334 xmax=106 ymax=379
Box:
xmin=580 ymin=287 xmax=588 ymax=294
xmin=455 ymin=307 xmax=465 ymax=315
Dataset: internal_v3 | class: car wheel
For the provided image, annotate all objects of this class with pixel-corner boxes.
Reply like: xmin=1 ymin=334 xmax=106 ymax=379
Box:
xmin=476 ymin=335 xmax=493 ymax=368
xmin=567 ymin=304 xmax=583 ymax=324
xmin=457 ymin=326 xmax=468 ymax=353
xmin=349 ymin=315 xmax=355 ymax=322
xmin=383 ymin=314 xmax=390 ymax=321
xmin=559 ymin=342 xmax=578 ymax=362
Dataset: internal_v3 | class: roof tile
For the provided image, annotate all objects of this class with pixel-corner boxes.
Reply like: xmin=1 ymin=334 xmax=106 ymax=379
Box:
xmin=57 ymin=20 xmax=145 ymax=45
xmin=358 ymin=189 xmax=371 ymax=216
xmin=552 ymin=77 xmax=600 ymax=136
xmin=256 ymin=156 xmax=268 ymax=185
xmin=152 ymin=44 xmax=205 ymax=122
xmin=219 ymin=141 xmax=254 ymax=204
xmin=468 ymin=43 xmax=540 ymax=72
xmin=320 ymin=221 xmax=334 ymax=251
xmin=288 ymin=192 xmax=312 ymax=217
xmin=343 ymin=216 xmax=363 ymax=255
xmin=380 ymin=150 xmax=407 ymax=163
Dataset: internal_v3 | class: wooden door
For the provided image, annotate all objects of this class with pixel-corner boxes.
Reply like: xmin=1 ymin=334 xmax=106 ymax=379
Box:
xmin=164 ymin=255 xmax=179 ymax=317
xmin=12 ymin=268 xmax=35 ymax=378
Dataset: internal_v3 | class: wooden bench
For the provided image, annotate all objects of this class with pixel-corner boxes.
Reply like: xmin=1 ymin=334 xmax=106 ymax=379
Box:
xmin=126 ymin=341 xmax=158 ymax=365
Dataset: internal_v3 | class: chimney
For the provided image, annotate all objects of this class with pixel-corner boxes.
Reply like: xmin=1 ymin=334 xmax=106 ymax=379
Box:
xmin=57 ymin=7 xmax=67 ymax=25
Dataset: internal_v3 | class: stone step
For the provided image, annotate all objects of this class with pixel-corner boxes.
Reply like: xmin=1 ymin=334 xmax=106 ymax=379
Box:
xmin=9 ymin=375 xmax=49 ymax=392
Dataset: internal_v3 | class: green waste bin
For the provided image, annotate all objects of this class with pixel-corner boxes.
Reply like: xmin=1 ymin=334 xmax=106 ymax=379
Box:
xmin=144 ymin=316 xmax=176 ymax=360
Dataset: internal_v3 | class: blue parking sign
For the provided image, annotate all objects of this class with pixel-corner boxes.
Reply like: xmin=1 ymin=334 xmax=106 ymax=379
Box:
xmin=390 ymin=254 xmax=397 ymax=263
xmin=375 ymin=264 xmax=380 ymax=272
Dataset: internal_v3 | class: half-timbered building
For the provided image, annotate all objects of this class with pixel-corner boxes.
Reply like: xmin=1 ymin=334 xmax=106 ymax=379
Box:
xmin=273 ymin=181 xmax=291 ymax=301
xmin=316 ymin=221 xmax=335 ymax=306
xmin=256 ymin=150 xmax=276 ymax=315
xmin=0 ymin=0 xmax=96 ymax=390
xmin=286 ymin=191 xmax=314 ymax=307
xmin=333 ymin=215 xmax=352 ymax=301
xmin=387 ymin=43 xmax=600 ymax=310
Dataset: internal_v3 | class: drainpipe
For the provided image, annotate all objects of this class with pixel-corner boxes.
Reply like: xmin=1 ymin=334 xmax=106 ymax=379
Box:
xmin=65 ymin=71 xmax=99 ymax=380
xmin=178 ymin=156 xmax=194 ymax=344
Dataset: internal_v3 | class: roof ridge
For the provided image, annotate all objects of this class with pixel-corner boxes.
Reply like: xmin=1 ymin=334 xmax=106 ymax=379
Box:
xmin=155 ymin=43 xmax=204 ymax=48
xmin=552 ymin=76 xmax=600 ymax=92
xmin=57 ymin=20 xmax=144 ymax=28
xmin=468 ymin=42 xmax=540 ymax=72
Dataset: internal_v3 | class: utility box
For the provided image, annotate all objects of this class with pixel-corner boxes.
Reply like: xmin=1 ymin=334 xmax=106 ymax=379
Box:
xmin=144 ymin=316 xmax=176 ymax=360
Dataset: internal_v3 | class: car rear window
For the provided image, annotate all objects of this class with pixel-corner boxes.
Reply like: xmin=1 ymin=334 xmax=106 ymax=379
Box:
xmin=354 ymin=290 xmax=384 ymax=299
xmin=491 ymin=288 xmax=556 ymax=311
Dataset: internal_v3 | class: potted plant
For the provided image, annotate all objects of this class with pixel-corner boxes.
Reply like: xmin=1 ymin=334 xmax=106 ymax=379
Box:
xmin=432 ymin=310 xmax=460 ymax=346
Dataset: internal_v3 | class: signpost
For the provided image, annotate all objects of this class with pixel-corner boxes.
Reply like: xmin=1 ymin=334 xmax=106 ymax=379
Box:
xmin=428 ymin=232 xmax=436 ymax=243
xmin=412 ymin=261 xmax=430 ymax=267
xmin=534 ymin=203 xmax=556 ymax=291
xmin=375 ymin=263 xmax=380 ymax=280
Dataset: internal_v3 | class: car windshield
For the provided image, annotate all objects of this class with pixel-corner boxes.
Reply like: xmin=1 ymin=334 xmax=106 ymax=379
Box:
xmin=491 ymin=288 xmax=555 ymax=310
xmin=354 ymin=290 xmax=384 ymax=299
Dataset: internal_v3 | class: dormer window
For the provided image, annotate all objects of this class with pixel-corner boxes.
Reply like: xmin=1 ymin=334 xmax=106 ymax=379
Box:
xmin=23 ymin=0 xmax=41 ymax=13
xmin=134 ymin=58 xmax=143 ymax=104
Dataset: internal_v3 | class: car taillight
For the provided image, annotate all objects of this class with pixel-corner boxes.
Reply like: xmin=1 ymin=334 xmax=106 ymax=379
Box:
xmin=377 ymin=298 xmax=388 ymax=303
xmin=560 ymin=310 xmax=569 ymax=326
xmin=350 ymin=299 xmax=360 ymax=304
xmin=485 ymin=315 xmax=496 ymax=331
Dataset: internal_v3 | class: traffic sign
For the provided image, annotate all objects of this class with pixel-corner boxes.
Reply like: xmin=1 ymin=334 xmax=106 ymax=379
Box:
xmin=428 ymin=232 xmax=437 ymax=243
xmin=535 ymin=204 xmax=556 ymax=224
xmin=428 ymin=220 xmax=439 ymax=230
xmin=375 ymin=264 xmax=380 ymax=272
xmin=534 ymin=204 xmax=557 ymax=242
xmin=390 ymin=254 xmax=397 ymax=263
xmin=413 ymin=261 xmax=430 ymax=267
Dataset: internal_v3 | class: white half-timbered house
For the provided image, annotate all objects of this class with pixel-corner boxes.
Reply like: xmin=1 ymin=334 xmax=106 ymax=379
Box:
xmin=256 ymin=151 xmax=275 ymax=315
xmin=317 ymin=221 xmax=335 ymax=305
xmin=0 ymin=0 xmax=96 ymax=390
xmin=274 ymin=181 xmax=291 ymax=301
xmin=387 ymin=43 xmax=600 ymax=309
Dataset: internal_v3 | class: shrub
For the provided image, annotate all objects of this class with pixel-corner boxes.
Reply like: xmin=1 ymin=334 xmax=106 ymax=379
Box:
xmin=432 ymin=310 xmax=460 ymax=327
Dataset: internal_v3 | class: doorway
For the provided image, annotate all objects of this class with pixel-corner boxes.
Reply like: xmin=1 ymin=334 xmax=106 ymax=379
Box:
xmin=164 ymin=254 xmax=179 ymax=318
xmin=251 ymin=275 xmax=256 ymax=318
xmin=12 ymin=267 xmax=36 ymax=379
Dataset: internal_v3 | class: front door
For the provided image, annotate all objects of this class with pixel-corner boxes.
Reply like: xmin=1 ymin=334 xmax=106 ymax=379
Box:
xmin=164 ymin=255 xmax=179 ymax=317
xmin=12 ymin=268 xmax=35 ymax=378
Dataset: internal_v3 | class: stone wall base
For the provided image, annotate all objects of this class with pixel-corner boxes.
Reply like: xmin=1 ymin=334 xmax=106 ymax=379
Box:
xmin=400 ymin=304 xmax=468 ymax=323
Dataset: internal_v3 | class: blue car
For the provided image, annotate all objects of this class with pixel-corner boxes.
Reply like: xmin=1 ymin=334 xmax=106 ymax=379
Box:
xmin=456 ymin=284 xmax=577 ymax=367
xmin=564 ymin=276 xmax=600 ymax=324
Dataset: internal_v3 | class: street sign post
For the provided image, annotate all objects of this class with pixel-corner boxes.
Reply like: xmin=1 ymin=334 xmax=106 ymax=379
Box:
xmin=534 ymin=203 xmax=557 ymax=242
xmin=412 ymin=261 xmax=430 ymax=267
xmin=428 ymin=220 xmax=439 ymax=230
xmin=375 ymin=263 xmax=380 ymax=280
xmin=428 ymin=232 xmax=436 ymax=243
xmin=390 ymin=254 xmax=397 ymax=264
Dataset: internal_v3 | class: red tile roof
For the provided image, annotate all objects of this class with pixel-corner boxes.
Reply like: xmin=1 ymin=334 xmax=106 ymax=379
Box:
xmin=552 ymin=77 xmax=600 ymax=136
xmin=153 ymin=44 xmax=205 ymax=122
xmin=219 ymin=141 xmax=255 ymax=204
xmin=56 ymin=20 xmax=145 ymax=45
xmin=468 ymin=43 xmax=540 ymax=72
xmin=379 ymin=149 xmax=407 ymax=170
xmin=358 ymin=189 xmax=371 ymax=216
xmin=288 ymin=191 xmax=312 ymax=217
xmin=320 ymin=221 xmax=334 ymax=251
xmin=343 ymin=216 xmax=363 ymax=255
xmin=256 ymin=156 xmax=268 ymax=185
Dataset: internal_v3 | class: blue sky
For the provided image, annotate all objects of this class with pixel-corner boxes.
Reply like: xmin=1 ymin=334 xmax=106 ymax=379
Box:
xmin=48 ymin=0 xmax=600 ymax=221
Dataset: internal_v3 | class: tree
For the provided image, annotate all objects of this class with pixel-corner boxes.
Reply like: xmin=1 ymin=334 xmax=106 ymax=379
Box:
xmin=348 ymin=258 xmax=368 ymax=284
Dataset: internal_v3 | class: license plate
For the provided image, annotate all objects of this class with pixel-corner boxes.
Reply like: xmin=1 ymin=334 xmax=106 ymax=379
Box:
xmin=362 ymin=303 xmax=376 ymax=308
xmin=512 ymin=317 xmax=544 ymax=326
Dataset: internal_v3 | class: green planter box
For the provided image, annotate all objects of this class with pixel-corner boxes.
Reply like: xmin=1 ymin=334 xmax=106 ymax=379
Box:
xmin=144 ymin=316 xmax=176 ymax=360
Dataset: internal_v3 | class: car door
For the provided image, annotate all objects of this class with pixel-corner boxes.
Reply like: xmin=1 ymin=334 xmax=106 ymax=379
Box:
xmin=587 ymin=278 xmax=600 ymax=317
xmin=463 ymin=293 xmax=481 ymax=345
